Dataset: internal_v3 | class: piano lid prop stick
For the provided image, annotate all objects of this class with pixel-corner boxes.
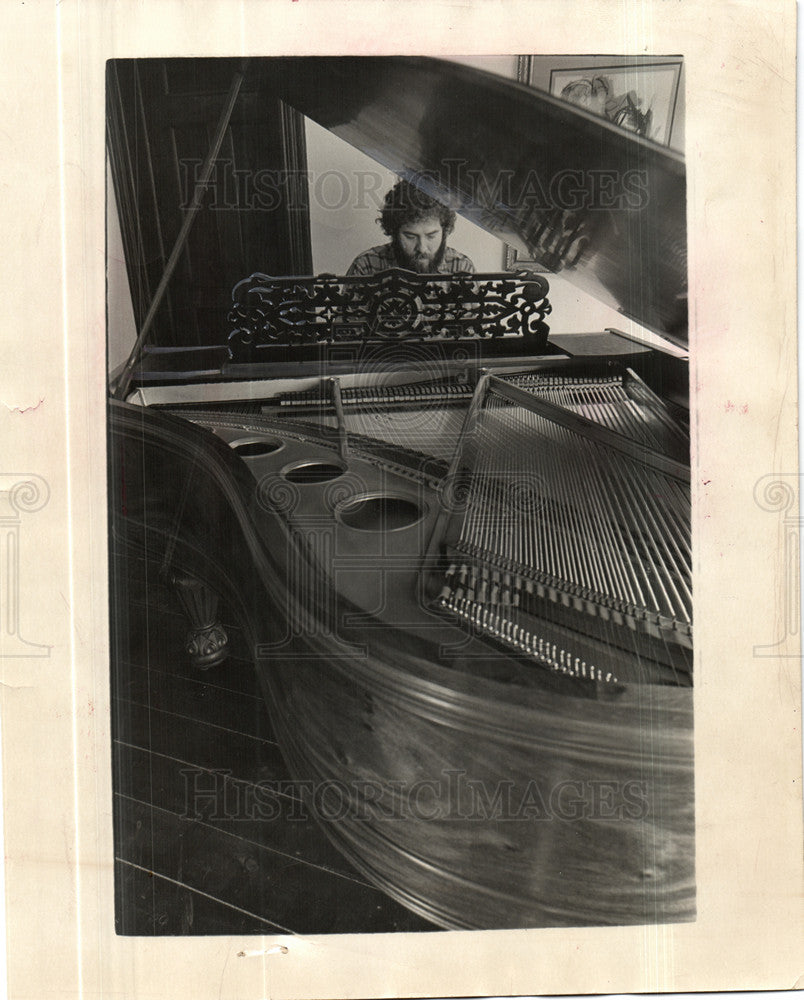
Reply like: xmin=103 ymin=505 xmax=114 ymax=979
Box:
xmin=113 ymin=61 xmax=250 ymax=401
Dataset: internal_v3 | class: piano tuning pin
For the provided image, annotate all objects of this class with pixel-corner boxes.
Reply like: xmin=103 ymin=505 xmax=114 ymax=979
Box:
xmin=438 ymin=586 xmax=453 ymax=602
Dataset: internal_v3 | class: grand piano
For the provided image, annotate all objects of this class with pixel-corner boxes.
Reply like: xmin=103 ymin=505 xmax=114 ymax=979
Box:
xmin=107 ymin=56 xmax=693 ymax=931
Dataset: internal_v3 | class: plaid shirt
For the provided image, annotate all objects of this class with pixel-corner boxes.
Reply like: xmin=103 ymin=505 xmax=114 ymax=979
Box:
xmin=346 ymin=243 xmax=476 ymax=276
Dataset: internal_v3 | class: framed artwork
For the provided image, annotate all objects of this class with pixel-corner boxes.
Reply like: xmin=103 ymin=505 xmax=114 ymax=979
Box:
xmin=549 ymin=61 xmax=682 ymax=145
xmin=504 ymin=55 xmax=682 ymax=271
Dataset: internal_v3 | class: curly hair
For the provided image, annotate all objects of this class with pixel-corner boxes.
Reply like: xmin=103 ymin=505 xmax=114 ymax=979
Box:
xmin=379 ymin=180 xmax=456 ymax=237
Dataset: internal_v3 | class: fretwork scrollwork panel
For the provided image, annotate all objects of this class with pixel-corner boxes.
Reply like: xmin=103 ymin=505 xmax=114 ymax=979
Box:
xmin=227 ymin=269 xmax=551 ymax=363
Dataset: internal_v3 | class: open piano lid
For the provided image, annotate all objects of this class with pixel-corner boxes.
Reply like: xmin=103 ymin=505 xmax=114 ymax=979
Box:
xmin=110 ymin=55 xmax=687 ymax=395
xmin=268 ymin=56 xmax=687 ymax=347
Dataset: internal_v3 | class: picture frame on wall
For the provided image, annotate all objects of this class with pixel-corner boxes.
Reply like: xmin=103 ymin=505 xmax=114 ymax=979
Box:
xmin=503 ymin=54 xmax=683 ymax=272
xmin=549 ymin=61 xmax=683 ymax=145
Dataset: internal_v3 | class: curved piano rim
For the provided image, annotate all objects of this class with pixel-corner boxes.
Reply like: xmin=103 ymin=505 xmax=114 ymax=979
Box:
xmin=109 ymin=398 xmax=695 ymax=931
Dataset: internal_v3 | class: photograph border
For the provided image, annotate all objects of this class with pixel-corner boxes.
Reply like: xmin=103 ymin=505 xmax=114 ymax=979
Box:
xmin=1 ymin=2 xmax=801 ymax=997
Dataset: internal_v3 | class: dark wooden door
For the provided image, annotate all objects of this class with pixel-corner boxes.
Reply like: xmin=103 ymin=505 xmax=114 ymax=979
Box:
xmin=107 ymin=58 xmax=312 ymax=348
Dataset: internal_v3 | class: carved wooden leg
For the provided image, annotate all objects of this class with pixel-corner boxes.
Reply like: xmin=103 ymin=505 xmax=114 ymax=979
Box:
xmin=169 ymin=572 xmax=229 ymax=670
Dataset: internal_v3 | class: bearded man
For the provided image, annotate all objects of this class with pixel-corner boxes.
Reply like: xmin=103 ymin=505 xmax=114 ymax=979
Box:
xmin=347 ymin=180 xmax=475 ymax=276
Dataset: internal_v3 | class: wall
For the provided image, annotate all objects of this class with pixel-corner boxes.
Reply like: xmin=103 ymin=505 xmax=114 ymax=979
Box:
xmin=304 ymin=119 xmax=509 ymax=276
xmin=306 ymin=55 xmax=518 ymax=276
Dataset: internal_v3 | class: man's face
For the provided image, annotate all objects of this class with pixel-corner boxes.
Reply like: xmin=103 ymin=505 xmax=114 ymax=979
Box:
xmin=394 ymin=216 xmax=446 ymax=272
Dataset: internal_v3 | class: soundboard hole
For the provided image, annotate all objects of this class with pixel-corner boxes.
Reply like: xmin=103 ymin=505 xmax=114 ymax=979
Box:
xmin=337 ymin=494 xmax=423 ymax=532
xmin=283 ymin=461 xmax=345 ymax=484
xmin=231 ymin=439 xmax=283 ymax=457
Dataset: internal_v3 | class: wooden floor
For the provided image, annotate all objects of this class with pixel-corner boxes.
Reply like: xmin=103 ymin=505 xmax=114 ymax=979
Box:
xmin=110 ymin=556 xmax=436 ymax=935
